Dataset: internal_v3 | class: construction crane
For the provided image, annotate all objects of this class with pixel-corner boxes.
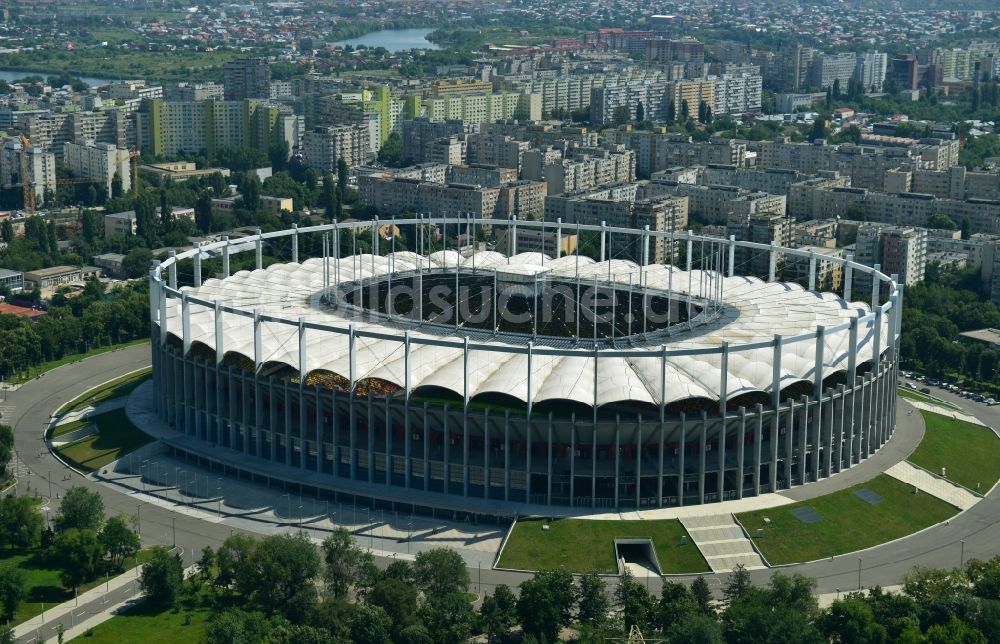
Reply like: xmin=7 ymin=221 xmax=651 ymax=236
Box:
xmin=129 ymin=149 xmax=140 ymax=196
xmin=19 ymin=134 xmax=35 ymax=214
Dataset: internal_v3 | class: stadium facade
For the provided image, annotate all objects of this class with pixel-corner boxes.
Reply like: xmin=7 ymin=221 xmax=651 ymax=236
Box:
xmin=149 ymin=217 xmax=901 ymax=515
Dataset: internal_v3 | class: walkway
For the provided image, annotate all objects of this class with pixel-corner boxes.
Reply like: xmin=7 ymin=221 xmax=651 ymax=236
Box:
xmin=905 ymin=399 xmax=986 ymax=428
xmin=885 ymin=461 xmax=980 ymax=511
xmin=14 ymin=561 xmax=145 ymax=644
xmin=680 ymin=515 xmax=765 ymax=572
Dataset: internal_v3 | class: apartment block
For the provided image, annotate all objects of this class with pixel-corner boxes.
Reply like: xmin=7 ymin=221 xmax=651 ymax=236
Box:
xmin=63 ymin=140 xmax=132 ymax=195
xmin=645 ymin=179 xmax=786 ymax=224
xmin=726 ymin=212 xmax=793 ymax=277
xmin=223 ymin=58 xmax=271 ymax=101
xmin=466 ymin=132 xmax=530 ymax=170
xmin=104 ymin=211 xmax=138 ymax=237
xmin=302 ymin=124 xmax=370 ymax=172
xmin=0 ymin=139 xmax=56 ymax=203
xmin=609 ymin=130 xmax=747 ymax=178
xmin=855 ymin=224 xmax=928 ymax=290
xmin=401 ymin=118 xmax=472 ymax=164
xmin=447 ymin=165 xmax=519 ymax=187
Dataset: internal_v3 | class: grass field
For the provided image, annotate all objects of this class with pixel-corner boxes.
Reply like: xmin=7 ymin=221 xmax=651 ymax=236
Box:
xmin=907 ymin=412 xmax=1000 ymax=493
xmin=2 ymin=547 xmax=155 ymax=627
xmin=12 ymin=339 xmax=149 ymax=385
xmin=736 ymin=474 xmax=958 ymax=565
xmin=498 ymin=517 xmax=710 ymax=574
xmin=55 ymin=408 xmax=153 ymax=472
xmin=76 ymin=602 xmax=211 ymax=643
xmin=56 ymin=367 xmax=152 ymax=416
xmin=897 ymin=388 xmax=961 ymax=410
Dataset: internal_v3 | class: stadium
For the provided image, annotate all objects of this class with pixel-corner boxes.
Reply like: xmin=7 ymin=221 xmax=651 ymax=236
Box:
xmin=149 ymin=217 xmax=901 ymax=515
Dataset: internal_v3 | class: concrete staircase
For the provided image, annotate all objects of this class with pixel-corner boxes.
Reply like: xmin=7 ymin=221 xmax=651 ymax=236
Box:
xmin=680 ymin=514 xmax=766 ymax=572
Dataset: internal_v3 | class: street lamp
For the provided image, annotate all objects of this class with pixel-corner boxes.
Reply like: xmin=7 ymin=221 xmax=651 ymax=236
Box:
xmin=960 ymin=540 xmax=966 ymax=569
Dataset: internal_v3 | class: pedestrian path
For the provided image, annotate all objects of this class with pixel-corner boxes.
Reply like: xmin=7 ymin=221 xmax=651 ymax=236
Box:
xmin=680 ymin=514 xmax=766 ymax=572
xmin=13 ymin=561 xmax=145 ymax=642
xmin=885 ymin=461 xmax=980 ymax=510
xmin=905 ymin=400 xmax=986 ymax=428
xmin=56 ymin=397 xmax=126 ymax=425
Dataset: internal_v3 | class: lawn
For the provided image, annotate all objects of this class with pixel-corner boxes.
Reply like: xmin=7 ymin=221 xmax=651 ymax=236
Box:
xmin=13 ymin=339 xmax=149 ymax=385
xmin=736 ymin=474 xmax=958 ymax=565
xmin=55 ymin=408 xmax=153 ymax=472
xmin=907 ymin=411 xmax=1000 ymax=493
xmin=498 ymin=517 xmax=710 ymax=574
xmin=75 ymin=602 xmax=211 ymax=643
xmin=56 ymin=367 xmax=152 ymax=417
xmin=50 ymin=418 xmax=92 ymax=439
xmin=2 ymin=547 xmax=156 ymax=627
xmin=897 ymin=388 xmax=961 ymax=410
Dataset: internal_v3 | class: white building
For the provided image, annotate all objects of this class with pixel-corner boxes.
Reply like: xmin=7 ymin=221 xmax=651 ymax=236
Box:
xmin=0 ymin=139 xmax=56 ymax=204
xmin=63 ymin=140 xmax=132 ymax=195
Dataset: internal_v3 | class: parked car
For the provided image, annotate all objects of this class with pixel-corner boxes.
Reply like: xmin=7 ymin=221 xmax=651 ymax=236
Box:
xmin=920 ymin=387 xmax=931 ymax=394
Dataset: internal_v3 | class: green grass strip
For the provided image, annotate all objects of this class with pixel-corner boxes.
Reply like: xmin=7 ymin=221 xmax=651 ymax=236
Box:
xmin=736 ymin=474 xmax=958 ymax=565
xmin=907 ymin=411 xmax=1000 ymax=493
xmin=498 ymin=517 xmax=709 ymax=574
xmin=55 ymin=408 xmax=153 ymax=473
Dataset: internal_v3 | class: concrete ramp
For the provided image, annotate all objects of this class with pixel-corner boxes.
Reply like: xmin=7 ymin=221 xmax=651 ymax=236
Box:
xmin=680 ymin=514 xmax=766 ymax=572
xmin=886 ymin=462 xmax=980 ymax=510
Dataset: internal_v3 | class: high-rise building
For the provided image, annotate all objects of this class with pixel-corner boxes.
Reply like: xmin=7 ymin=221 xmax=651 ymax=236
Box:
xmin=135 ymin=99 xmax=301 ymax=159
xmin=302 ymin=125 xmax=370 ymax=172
xmin=0 ymin=139 xmax=56 ymax=204
xmin=854 ymin=224 xmax=927 ymax=290
xmin=223 ymin=58 xmax=271 ymax=101
xmin=889 ymin=55 xmax=920 ymax=91
xmin=63 ymin=140 xmax=132 ymax=195
xmin=645 ymin=37 xmax=706 ymax=79
xmin=810 ymin=53 xmax=858 ymax=90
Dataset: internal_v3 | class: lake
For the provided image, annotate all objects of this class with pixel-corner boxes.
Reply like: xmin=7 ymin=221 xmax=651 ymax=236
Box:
xmin=0 ymin=69 xmax=116 ymax=86
xmin=331 ymin=28 xmax=440 ymax=53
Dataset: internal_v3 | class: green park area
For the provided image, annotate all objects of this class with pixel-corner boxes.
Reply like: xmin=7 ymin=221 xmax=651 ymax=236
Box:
xmin=737 ymin=474 xmax=958 ymax=565
xmin=78 ymin=601 xmax=211 ymax=643
xmin=907 ymin=411 xmax=1000 ymax=493
xmin=498 ymin=517 xmax=709 ymax=574
xmin=55 ymin=408 xmax=153 ymax=472
xmin=0 ymin=545 xmax=156 ymax=627
xmin=56 ymin=367 xmax=151 ymax=417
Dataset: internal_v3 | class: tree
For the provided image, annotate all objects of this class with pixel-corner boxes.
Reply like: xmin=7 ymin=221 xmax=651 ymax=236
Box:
xmin=820 ymin=594 xmax=888 ymax=644
xmin=691 ymin=575 xmax=714 ymax=615
xmin=268 ymin=140 xmax=290 ymax=173
xmin=337 ymin=158 xmax=349 ymax=203
xmin=240 ymin=532 xmax=319 ymax=620
xmin=961 ymin=216 xmax=972 ymax=240
xmin=121 ymin=247 xmax=153 ymax=279
xmin=480 ymin=584 xmax=517 ymax=642
xmin=159 ymin=189 xmax=170 ymax=228
xmin=413 ymin=548 xmax=469 ymax=597
xmin=833 ymin=78 xmax=842 ymax=99
xmin=612 ymin=105 xmax=632 ymax=126
xmin=680 ymin=99 xmax=690 ymax=121
xmin=657 ymin=580 xmax=698 ymax=632
xmin=615 ymin=571 xmax=656 ymax=631
xmin=0 ymin=565 xmax=26 ymax=621
xmin=321 ymin=173 xmax=338 ymax=221
xmin=723 ymin=564 xmax=752 ymax=604
xmin=418 ymin=592 xmax=477 ymax=644
xmin=195 ymin=191 xmax=214 ymax=233
xmin=349 ymin=603 xmax=393 ymax=644
xmin=576 ymin=572 xmax=609 ymax=628
xmin=0 ymin=495 xmax=43 ymax=549
xmin=198 ymin=545 xmax=216 ymax=580
xmin=239 ymin=176 xmax=261 ymax=212
xmin=140 ymin=547 xmax=183 ymax=607
xmin=0 ymin=220 xmax=13 ymax=243
xmin=0 ymin=425 xmax=13 ymax=489
xmin=51 ymin=528 xmax=103 ymax=592
xmin=216 ymin=533 xmax=257 ymax=590
xmin=926 ymin=213 xmax=958 ymax=230
xmin=635 ymin=101 xmax=645 ymax=123
xmin=809 ymin=116 xmax=829 ymax=142
xmin=698 ymin=100 xmax=707 ymax=123
xmin=672 ymin=612 xmax=724 ymax=644
xmin=370 ymin=578 xmax=418 ymax=636
xmin=704 ymin=105 xmax=713 ymax=124
xmin=99 ymin=514 xmax=140 ymax=571
xmin=111 ymin=172 xmax=123 ymax=198
xmin=205 ymin=608 xmax=273 ymax=644
xmin=54 ymin=486 xmax=104 ymax=533
xmin=517 ymin=569 xmax=575 ymax=641
xmin=378 ymin=132 xmax=406 ymax=167
xmin=322 ymin=527 xmax=374 ymax=599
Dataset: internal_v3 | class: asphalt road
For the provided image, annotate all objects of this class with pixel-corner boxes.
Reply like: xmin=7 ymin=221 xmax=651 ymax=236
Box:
xmin=6 ymin=345 xmax=1000 ymax=602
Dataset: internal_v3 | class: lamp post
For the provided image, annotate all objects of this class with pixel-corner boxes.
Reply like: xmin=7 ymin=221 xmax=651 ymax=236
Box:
xmin=858 ymin=558 xmax=862 ymax=590
xmin=961 ymin=540 xmax=966 ymax=569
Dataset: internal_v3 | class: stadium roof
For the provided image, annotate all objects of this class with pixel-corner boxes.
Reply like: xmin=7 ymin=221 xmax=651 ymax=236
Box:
xmin=163 ymin=251 xmax=888 ymax=408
